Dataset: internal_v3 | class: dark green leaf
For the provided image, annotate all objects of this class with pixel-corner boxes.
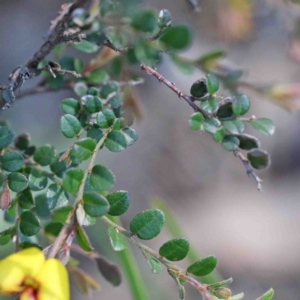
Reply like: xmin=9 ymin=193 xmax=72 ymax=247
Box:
xmin=159 ymin=238 xmax=189 ymax=261
xmin=236 ymin=134 xmax=260 ymax=150
xmin=33 ymin=144 xmax=55 ymax=166
xmin=206 ymin=74 xmax=219 ymax=95
xmin=63 ymin=168 xmax=84 ymax=193
xmin=0 ymin=226 xmax=15 ymax=246
xmin=187 ymin=255 xmax=217 ymax=276
xmin=70 ymin=138 xmax=96 ymax=162
xmin=28 ymin=168 xmax=48 ymax=191
xmin=14 ymin=133 xmax=30 ymax=150
xmin=61 ymin=115 xmax=82 ymax=138
xmin=87 ymin=127 xmax=104 ymax=143
xmin=8 ymin=172 xmax=28 ymax=192
xmin=83 ymin=191 xmax=109 ymax=217
xmin=74 ymin=40 xmax=99 ymax=53
xmin=1 ymin=152 xmax=24 ymax=172
xmin=90 ymin=165 xmax=115 ymax=191
xmin=190 ymin=80 xmax=207 ymax=98
xmin=213 ymin=128 xmax=226 ymax=142
xmin=189 ymin=112 xmax=203 ymax=130
xmin=232 ymin=95 xmax=250 ymax=116
xmin=134 ymin=38 xmax=160 ymax=66
xmin=35 ymin=194 xmax=51 ymax=219
xmin=17 ymin=188 xmax=34 ymax=209
xmin=159 ymin=25 xmax=192 ymax=51
xmin=50 ymin=154 xmax=68 ymax=178
xmin=222 ymin=120 xmax=244 ymax=134
xmin=200 ymin=98 xmax=218 ymax=114
xmin=131 ymin=10 xmax=157 ymax=33
xmin=86 ymin=69 xmax=109 ymax=84
xmin=203 ymin=118 xmax=221 ymax=134
xmin=19 ymin=211 xmax=41 ymax=236
xmin=84 ymin=96 xmax=103 ymax=113
xmin=247 ymin=149 xmax=270 ymax=170
xmin=45 ymin=222 xmax=63 ymax=237
xmin=105 ymin=131 xmax=127 ymax=152
xmin=52 ymin=205 xmax=73 ymax=224
xmin=250 ymin=118 xmax=275 ymax=136
xmin=0 ymin=127 xmax=14 ymax=147
xmin=60 ymin=98 xmax=80 ymax=116
xmin=222 ymin=135 xmax=240 ymax=151
xmin=46 ymin=183 xmax=69 ymax=210
xmin=108 ymin=225 xmax=127 ymax=251
xmin=197 ymin=50 xmax=226 ymax=66
xmin=76 ymin=226 xmax=93 ymax=251
xmin=96 ymin=109 xmax=115 ymax=128
xmin=107 ymin=191 xmax=130 ymax=216
xmin=217 ymin=102 xmax=234 ymax=120
xmin=130 ymin=209 xmax=165 ymax=240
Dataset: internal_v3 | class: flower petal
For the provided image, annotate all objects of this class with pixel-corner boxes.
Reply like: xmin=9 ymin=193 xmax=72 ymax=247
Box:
xmin=37 ymin=259 xmax=69 ymax=300
xmin=0 ymin=248 xmax=45 ymax=295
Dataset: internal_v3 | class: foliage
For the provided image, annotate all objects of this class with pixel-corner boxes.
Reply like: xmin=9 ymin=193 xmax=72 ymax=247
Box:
xmin=0 ymin=0 xmax=278 ymax=300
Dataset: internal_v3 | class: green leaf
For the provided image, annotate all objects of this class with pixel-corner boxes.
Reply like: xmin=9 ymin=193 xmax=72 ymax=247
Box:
xmin=84 ymin=96 xmax=103 ymax=113
xmin=87 ymin=127 xmax=104 ymax=143
xmin=19 ymin=211 xmax=41 ymax=236
xmin=14 ymin=133 xmax=30 ymax=150
xmin=100 ymin=82 xmax=121 ymax=108
xmin=170 ymin=54 xmax=194 ymax=74
xmin=28 ymin=168 xmax=48 ymax=191
xmin=213 ymin=128 xmax=226 ymax=143
xmin=0 ymin=226 xmax=15 ymax=246
xmin=74 ymin=58 xmax=84 ymax=74
xmin=17 ymin=188 xmax=34 ymax=209
xmin=159 ymin=238 xmax=189 ymax=261
xmin=159 ymin=25 xmax=192 ymax=51
xmin=83 ymin=191 xmax=109 ymax=217
xmin=222 ymin=120 xmax=244 ymax=134
xmin=35 ymin=194 xmax=51 ymax=219
xmin=190 ymin=80 xmax=207 ymax=98
xmin=141 ymin=249 xmax=162 ymax=274
xmin=250 ymin=118 xmax=275 ymax=136
xmin=96 ymin=109 xmax=115 ymax=128
xmin=105 ymin=131 xmax=127 ymax=152
xmin=169 ymin=271 xmax=186 ymax=299
xmin=203 ymin=118 xmax=221 ymax=134
xmin=76 ymin=203 xmax=96 ymax=227
xmin=187 ymin=255 xmax=217 ymax=276
xmin=76 ymin=226 xmax=93 ymax=251
xmin=74 ymin=82 xmax=88 ymax=97
xmin=206 ymin=74 xmax=219 ymax=95
xmin=90 ymin=165 xmax=115 ymax=191
xmin=52 ymin=205 xmax=73 ymax=224
xmin=217 ymin=102 xmax=234 ymax=121
xmin=131 ymin=10 xmax=157 ymax=33
xmin=130 ymin=209 xmax=165 ymax=240
xmin=232 ymin=95 xmax=250 ymax=116
xmin=236 ymin=134 xmax=260 ymax=150
xmin=121 ymin=128 xmax=138 ymax=146
xmin=70 ymin=138 xmax=96 ymax=162
xmin=63 ymin=168 xmax=84 ymax=194
xmin=107 ymin=191 xmax=130 ymax=216
xmin=200 ymin=98 xmax=218 ymax=114
xmin=208 ymin=278 xmax=233 ymax=289
xmin=1 ymin=152 xmax=24 ymax=172
xmin=222 ymin=135 xmax=240 ymax=151
xmin=134 ymin=38 xmax=160 ymax=66
xmin=108 ymin=225 xmax=127 ymax=251
xmin=60 ymin=98 xmax=80 ymax=115
xmin=50 ymin=154 xmax=68 ymax=178
xmin=86 ymin=68 xmax=109 ymax=84
xmin=189 ymin=112 xmax=204 ymax=130
xmin=197 ymin=50 xmax=226 ymax=66
xmin=74 ymin=40 xmax=99 ymax=53
xmin=256 ymin=288 xmax=274 ymax=300
xmin=0 ymin=127 xmax=14 ymax=147
xmin=61 ymin=114 xmax=82 ymax=138
xmin=46 ymin=183 xmax=69 ymax=210
xmin=33 ymin=144 xmax=55 ymax=166
xmin=45 ymin=222 xmax=63 ymax=237
xmin=8 ymin=172 xmax=28 ymax=192
xmin=247 ymin=149 xmax=270 ymax=170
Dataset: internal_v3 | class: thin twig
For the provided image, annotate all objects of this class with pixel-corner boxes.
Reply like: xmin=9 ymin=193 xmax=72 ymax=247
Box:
xmin=234 ymin=150 xmax=263 ymax=191
xmin=101 ymin=216 xmax=212 ymax=300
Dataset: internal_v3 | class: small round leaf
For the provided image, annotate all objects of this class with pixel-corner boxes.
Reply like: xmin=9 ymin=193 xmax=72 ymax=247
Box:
xmin=60 ymin=98 xmax=80 ymax=115
xmin=83 ymin=191 xmax=109 ymax=217
xmin=61 ymin=114 xmax=82 ymax=138
xmin=96 ymin=110 xmax=115 ymax=128
xmin=1 ymin=152 xmax=24 ymax=172
xmin=107 ymin=191 xmax=130 ymax=216
xmin=187 ymin=255 xmax=217 ymax=276
xmin=33 ymin=145 xmax=55 ymax=166
xmin=189 ymin=112 xmax=204 ymax=131
xmin=222 ymin=135 xmax=240 ymax=151
xmin=90 ymin=165 xmax=115 ymax=191
xmin=8 ymin=172 xmax=28 ymax=192
xmin=63 ymin=168 xmax=85 ymax=193
xmin=121 ymin=128 xmax=138 ymax=146
xmin=190 ymin=80 xmax=207 ymax=98
xmin=250 ymin=118 xmax=275 ymax=136
xmin=105 ymin=131 xmax=127 ymax=152
xmin=247 ymin=148 xmax=270 ymax=170
xmin=159 ymin=238 xmax=189 ymax=261
xmin=232 ymin=95 xmax=250 ymax=116
xmin=19 ymin=211 xmax=41 ymax=236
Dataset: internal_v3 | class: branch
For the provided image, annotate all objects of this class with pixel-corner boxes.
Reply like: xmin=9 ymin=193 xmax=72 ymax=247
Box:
xmin=100 ymin=216 xmax=212 ymax=300
xmin=234 ymin=150 xmax=263 ymax=191
xmin=140 ymin=64 xmax=211 ymax=118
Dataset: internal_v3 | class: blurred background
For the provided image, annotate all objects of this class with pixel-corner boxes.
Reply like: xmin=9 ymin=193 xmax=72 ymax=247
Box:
xmin=1 ymin=0 xmax=300 ymax=299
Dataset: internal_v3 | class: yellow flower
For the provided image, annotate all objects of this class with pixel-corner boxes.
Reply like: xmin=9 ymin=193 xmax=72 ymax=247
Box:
xmin=0 ymin=248 xmax=69 ymax=300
